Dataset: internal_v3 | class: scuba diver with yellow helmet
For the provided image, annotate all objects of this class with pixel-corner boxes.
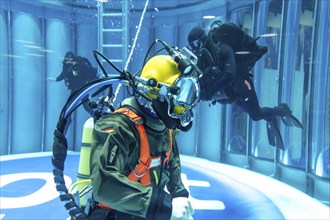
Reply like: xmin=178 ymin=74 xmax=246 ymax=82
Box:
xmin=51 ymin=39 xmax=200 ymax=220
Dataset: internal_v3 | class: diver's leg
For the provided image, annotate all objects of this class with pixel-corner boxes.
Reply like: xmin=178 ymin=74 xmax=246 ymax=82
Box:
xmin=235 ymin=87 xmax=285 ymax=149
xmin=235 ymin=78 xmax=278 ymax=121
xmin=234 ymin=78 xmax=287 ymax=149
xmin=235 ymin=78 xmax=302 ymax=128
xmin=235 ymin=93 xmax=285 ymax=149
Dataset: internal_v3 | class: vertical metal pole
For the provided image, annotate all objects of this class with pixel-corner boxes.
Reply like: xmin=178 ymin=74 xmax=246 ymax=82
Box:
xmin=71 ymin=9 xmax=78 ymax=151
xmin=121 ymin=0 xmax=129 ymax=98
xmin=244 ymin=0 xmax=258 ymax=169
xmin=272 ymin=0 xmax=288 ymax=179
xmin=122 ymin=0 xmax=129 ymax=69
xmin=305 ymin=0 xmax=320 ymax=197
xmin=97 ymin=2 xmax=103 ymax=76
xmin=40 ymin=6 xmax=46 ymax=152
xmin=7 ymin=3 xmax=13 ymax=155
xmin=194 ymin=105 xmax=200 ymax=157
xmin=0 ymin=0 xmax=3 ymax=154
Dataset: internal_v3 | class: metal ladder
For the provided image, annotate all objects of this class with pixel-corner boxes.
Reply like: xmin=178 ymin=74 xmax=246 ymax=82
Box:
xmin=97 ymin=1 xmax=129 ymax=76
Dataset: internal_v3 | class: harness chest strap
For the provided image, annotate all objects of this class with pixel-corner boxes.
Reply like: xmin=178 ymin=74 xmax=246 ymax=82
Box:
xmin=114 ymin=107 xmax=172 ymax=186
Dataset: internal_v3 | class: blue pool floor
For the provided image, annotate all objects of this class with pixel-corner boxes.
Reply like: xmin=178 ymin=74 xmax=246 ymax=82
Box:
xmin=0 ymin=152 xmax=329 ymax=220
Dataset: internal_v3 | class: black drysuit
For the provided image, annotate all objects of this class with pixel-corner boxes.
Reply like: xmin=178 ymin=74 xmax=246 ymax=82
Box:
xmin=198 ymin=40 xmax=288 ymax=122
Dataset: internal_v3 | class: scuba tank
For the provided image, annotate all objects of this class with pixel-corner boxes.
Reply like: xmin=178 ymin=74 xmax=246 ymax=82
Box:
xmin=77 ymin=118 xmax=94 ymax=187
xmin=68 ymin=118 xmax=94 ymax=209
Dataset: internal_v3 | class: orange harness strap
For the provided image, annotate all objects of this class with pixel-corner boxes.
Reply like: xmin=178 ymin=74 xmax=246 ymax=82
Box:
xmin=115 ymin=107 xmax=172 ymax=186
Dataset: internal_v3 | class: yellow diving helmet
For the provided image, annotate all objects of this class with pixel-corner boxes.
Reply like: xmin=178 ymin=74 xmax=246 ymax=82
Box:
xmin=136 ymin=54 xmax=200 ymax=130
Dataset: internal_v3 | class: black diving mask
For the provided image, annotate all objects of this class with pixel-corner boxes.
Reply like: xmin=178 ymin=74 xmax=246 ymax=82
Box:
xmin=190 ymin=39 xmax=202 ymax=50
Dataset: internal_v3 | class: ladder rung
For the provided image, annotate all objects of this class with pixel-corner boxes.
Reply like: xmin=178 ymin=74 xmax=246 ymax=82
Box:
xmin=108 ymin=73 xmax=122 ymax=77
xmin=101 ymin=59 xmax=122 ymax=63
xmin=103 ymin=44 xmax=122 ymax=48
xmin=103 ymin=29 xmax=123 ymax=32
xmin=110 ymin=59 xmax=122 ymax=62
xmin=103 ymin=13 xmax=123 ymax=17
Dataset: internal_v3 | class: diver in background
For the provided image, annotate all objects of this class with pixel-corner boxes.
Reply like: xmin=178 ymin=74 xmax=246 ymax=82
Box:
xmin=187 ymin=24 xmax=303 ymax=149
xmin=49 ymin=51 xmax=98 ymax=116
xmin=88 ymin=55 xmax=195 ymax=219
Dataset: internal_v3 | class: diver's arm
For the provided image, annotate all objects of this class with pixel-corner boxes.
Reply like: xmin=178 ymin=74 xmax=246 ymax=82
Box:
xmin=166 ymin=138 xmax=189 ymax=198
xmin=220 ymin=42 xmax=236 ymax=78
xmin=55 ymin=71 xmax=65 ymax=81
xmin=90 ymin=114 xmax=172 ymax=219
xmin=208 ymin=42 xmax=237 ymax=92
xmin=166 ymin=137 xmax=194 ymax=219
xmin=56 ymin=62 xmax=73 ymax=81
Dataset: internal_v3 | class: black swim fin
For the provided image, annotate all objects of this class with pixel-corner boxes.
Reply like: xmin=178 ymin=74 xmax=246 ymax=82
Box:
xmin=266 ymin=118 xmax=284 ymax=150
xmin=281 ymin=114 xmax=303 ymax=128
xmin=276 ymin=103 xmax=304 ymax=129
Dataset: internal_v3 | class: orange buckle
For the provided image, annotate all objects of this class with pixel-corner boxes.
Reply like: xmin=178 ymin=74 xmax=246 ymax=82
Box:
xmin=130 ymin=157 xmax=161 ymax=179
xmin=96 ymin=202 xmax=113 ymax=211
xmin=133 ymin=163 xmax=148 ymax=178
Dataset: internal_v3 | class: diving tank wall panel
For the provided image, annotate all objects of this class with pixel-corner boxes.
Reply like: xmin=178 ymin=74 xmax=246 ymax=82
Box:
xmin=75 ymin=13 xmax=98 ymax=68
xmin=128 ymin=25 xmax=151 ymax=73
xmin=0 ymin=9 xmax=9 ymax=155
xmin=252 ymin=0 xmax=270 ymax=95
xmin=280 ymin=0 xmax=302 ymax=149
xmin=249 ymin=0 xmax=271 ymax=153
xmin=44 ymin=18 xmax=73 ymax=152
xmin=311 ymin=0 xmax=330 ymax=161
xmin=281 ymin=0 xmax=301 ymax=104
xmin=198 ymin=102 xmax=222 ymax=162
xmin=11 ymin=12 xmax=43 ymax=154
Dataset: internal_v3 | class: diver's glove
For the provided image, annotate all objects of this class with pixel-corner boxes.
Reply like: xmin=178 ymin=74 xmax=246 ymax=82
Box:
xmin=47 ymin=77 xmax=57 ymax=81
xmin=199 ymin=66 xmax=225 ymax=101
xmin=211 ymin=97 xmax=236 ymax=106
xmin=199 ymin=65 xmax=236 ymax=102
xmin=170 ymin=197 xmax=194 ymax=220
